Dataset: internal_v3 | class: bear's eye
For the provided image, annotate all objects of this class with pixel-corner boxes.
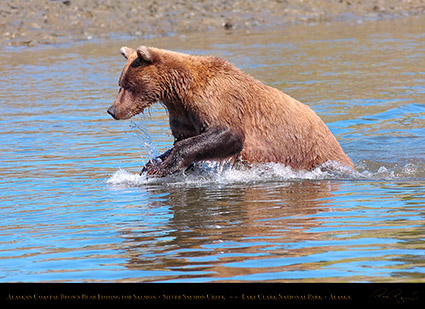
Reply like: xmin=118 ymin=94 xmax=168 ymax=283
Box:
xmin=122 ymin=83 xmax=134 ymax=91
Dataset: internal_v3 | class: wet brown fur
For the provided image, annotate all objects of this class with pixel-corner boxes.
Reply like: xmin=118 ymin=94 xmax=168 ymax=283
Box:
xmin=109 ymin=46 xmax=355 ymax=171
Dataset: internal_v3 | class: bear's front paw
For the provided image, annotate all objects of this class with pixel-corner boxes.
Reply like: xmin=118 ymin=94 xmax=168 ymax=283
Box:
xmin=141 ymin=159 xmax=183 ymax=178
xmin=140 ymin=158 xmax=163 ymax=176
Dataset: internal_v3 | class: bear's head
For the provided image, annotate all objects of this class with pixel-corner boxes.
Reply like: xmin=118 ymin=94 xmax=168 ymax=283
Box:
xmin=107 ymin=46 xmax=162 ymax=120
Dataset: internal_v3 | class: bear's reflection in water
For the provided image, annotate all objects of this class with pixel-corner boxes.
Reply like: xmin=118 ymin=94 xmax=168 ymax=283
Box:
xmin=115 ymin=168 xmax=341 ymax=280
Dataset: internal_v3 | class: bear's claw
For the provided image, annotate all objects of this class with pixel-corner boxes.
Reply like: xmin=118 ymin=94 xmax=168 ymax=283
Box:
xmin=140 ymin=158 xmax=162 ymax=176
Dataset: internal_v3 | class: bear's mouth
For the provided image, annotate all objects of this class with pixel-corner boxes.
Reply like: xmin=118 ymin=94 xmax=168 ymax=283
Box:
xmin=124 ymin=103 xmax=153 ymax=120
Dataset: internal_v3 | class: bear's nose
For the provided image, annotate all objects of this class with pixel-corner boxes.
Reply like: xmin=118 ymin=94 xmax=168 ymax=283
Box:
xmin=107 ymin=106 xmax=118 ymax=119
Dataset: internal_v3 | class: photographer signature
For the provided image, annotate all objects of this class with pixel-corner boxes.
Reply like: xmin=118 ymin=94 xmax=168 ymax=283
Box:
xmin=369 ymin=288 xmax=420 ymax=304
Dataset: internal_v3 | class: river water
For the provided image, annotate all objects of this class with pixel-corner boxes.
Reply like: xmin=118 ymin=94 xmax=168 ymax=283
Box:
xmin=1 ymin=17 xmax=424 ymax=283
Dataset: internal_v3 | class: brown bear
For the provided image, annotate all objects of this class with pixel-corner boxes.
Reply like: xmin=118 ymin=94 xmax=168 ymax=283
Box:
xmin=107 ymin=46 xmax=355 ymax=177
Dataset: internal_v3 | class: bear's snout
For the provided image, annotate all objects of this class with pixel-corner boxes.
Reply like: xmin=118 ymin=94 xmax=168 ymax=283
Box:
xmin=107 ymin=106 xmax=118 ymax=120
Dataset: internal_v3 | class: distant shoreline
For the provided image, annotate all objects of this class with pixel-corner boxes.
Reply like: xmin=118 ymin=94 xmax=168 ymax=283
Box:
xmin=1 ymin=0 xmax=425 ymax=47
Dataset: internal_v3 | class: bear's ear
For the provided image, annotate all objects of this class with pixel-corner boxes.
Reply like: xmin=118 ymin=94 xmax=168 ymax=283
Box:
xmin=120 ymin=47 xmax=134 ymax=59
xmin=136 ymin=46 xmax=153 ymax=64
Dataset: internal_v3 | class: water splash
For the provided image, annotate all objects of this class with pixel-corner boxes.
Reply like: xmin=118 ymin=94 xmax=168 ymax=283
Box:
xmin=106 ymin=159 xmax=424 ymax=188
xmin=106 ymin=168 xmax=148 ymax=187
xmin=129 ymin=119 xmax=159 ymax=161
xmin=107 ymin=160 xmax=353 ymax=187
